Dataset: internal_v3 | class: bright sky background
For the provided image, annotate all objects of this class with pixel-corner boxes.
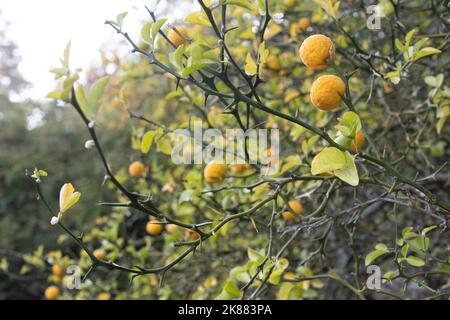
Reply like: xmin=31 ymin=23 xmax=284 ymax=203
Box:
xmin=0 ymin=0 xmax=195 ymax=101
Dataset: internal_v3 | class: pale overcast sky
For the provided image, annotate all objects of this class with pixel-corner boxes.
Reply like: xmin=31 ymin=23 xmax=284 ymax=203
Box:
xmin=0 ymin=0 xmax=194 ymax=101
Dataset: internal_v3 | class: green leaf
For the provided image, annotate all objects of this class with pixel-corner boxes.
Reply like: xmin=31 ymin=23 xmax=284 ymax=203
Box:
xmin=75 ymin=85 xmax=92 ymax=118
xmin=182 ymin=59 xmax=217 ymax=77
xmin=179 ymin=189 xmax=194 ymax=203
xmin=87 ymin=76 xmax=110 ymax=115
xmin=333 ymin=151 xmax=359 ymax=186
xmin=365 ymin=249 xmax=388 ymax=266
xmin=401 ymin=243 xmax=409 ymax=257
xmin=47 ymin=91 xmax=62 ymax=100
xmin=156 ymin=136 xmax=172 ymax=155
xmin=280 ymin=155 xmax=302 ymax=173
xmin=405 ymin=256 xmax=425 ymax=267
xmin=375 ymin=243 xmax=388 ymax=251
xmin=334 ymin=135 xmax=352 ymax=149
xmin=405 ymin=29 xmax=416 ymax=48
xmin=141 ymin=22 xmax=153 ymax=43
xmin=184 ymin=11 xmax=211 ymax=27
xmin=248 ymin=248 xmax=264 ymax=262
xmin=414 ymin=47 xmax=441 ymax=61
xmin=62 ymin=41 xmax=71 ymax=68
xmin=141 ymin=130 xmax=157 ymax=154
xmin=245 ymin=53 xmax=257 ymax=76
xmin=269 ymin=258 xmax=289 ymax=285
xmin=301 ymin=135 xmax=319 ymax=154
xmin=116 ymin=12 xmax=128 ymax=29
xmin=223 ymin=0 xmax=254 ymax=11
xmin=223 ymin=280 xmax=241 ymax=297
xmin=151 ymin=18 xmax=167 ymax=44
xmin=277 ymin=282 xmax=295 ymax=300
xmin=311 ymin=147 xmax=346 ymax=175
xmin=336 ymin=111 xmax=362 ymax=138
xmin=421 ymin=225 xmax=437 ymax=236
xmin=258 ymin=41 xmax=269 ymax=65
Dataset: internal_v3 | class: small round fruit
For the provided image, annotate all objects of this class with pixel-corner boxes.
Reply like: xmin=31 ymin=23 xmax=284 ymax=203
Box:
xmin=204 ymin=161 xmax=227 ymax=184
xmin=185 ymin=229 xmax=200 ymax=240
xmin=128 ymin=161 xmax=145 ymax=177
xmin=93 ymin=249 xmax=107 ymax=260
xmin=383 ymin=82 xmax=394 ymax=94
xmin=297 ymin=17 xmax=310 ymax=31
xmin=146 ymin=221 xmax=164 ymax=236
xmin=168 ymin=27 xmax=187 ymax=47
xmin=267 ymin=55 xmax=281 ymax=70
xmin=231 ymin=164 xmax=251 ymax=175
xmin=97 ymin=292 xmax=111 ymax=300
xmin=282 ymin=200 xmax=303 ymax=222
xmin=52 ymin=264 xmax=64 ymax=277
xmin=350 ymin=131 xmax=365 ymax=152
xmin=264 ymin=148 xmax=278 ymax=165
xmin=284 ymin=0 xmax=295 ymax=9
xmin=166 ymin=224 xmax=178 ymax=234
xmin=299 ymin=34 xmax=335 ymax=70
xmin=44 ymin=286 xmax=60 ymax=300
xmin=310 ymin=75 xmax=346 ymax=111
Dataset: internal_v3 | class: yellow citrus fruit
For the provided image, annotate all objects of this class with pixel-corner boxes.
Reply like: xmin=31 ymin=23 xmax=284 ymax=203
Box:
xmin=284 ymin=0 xmax=295 ymax=9
xmin=267 ymin=55 xmax=281 ymax=70
xmin=231 ymin=164 xmax=251 ymax=175
xmin=93 ymin=249 xmax=107 ymax=260
xmin=264 ymin=148 xmax=278 ymax=165
xmin=185 ymin=229 xmax=200 ymax=240
xmin=52 ymin=275 xmax=62 ymax=284
xmin=204 ymin=161 xmax=227 ymax=184
xmin=297 ymin=17 xmax=310 ymax=31
xmin=310 ymin=75 xmax=346 ymax=111
xmin=52 ymin=264 xmax=64 ymax=277
xmin=168 ymin=27 xmax=187 ymax=47
xmin=128 ymin=161 xmax=145 ymax=177
xmin=97 ymin=292 xmax=111 ymax=300
xmin=146 ymin=221 xmax=164 ymax=236
xmin=282 ymin=200 xmax=303 ymax=222
xmin=350 ymin=131 xmax=365 ymax=152
xmin=166 ymin=224 xmax=178 ymax=234
xmin=383 ymin=82 xmax=394 ymax=94
xmin=299 ymin=34 xmax=335 ymax=70
xmin=44 ymin=286 xmax=60 ymax=300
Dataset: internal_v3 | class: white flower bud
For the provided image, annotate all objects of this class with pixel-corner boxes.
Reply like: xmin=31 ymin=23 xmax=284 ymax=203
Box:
xmin=85 ymin=140 xmax=96 ymax=149
xmin=50 ymin=216 xmax=59 ymax=225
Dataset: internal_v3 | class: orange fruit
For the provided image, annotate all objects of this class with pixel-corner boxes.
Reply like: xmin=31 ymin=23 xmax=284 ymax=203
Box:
xmin=284 ymin=0 xmax=295 ymax=9
xmin=93 ymin=249 xmax=107 ymax=260
xmin=51 ymin=264 xmax=64 ymax=277
xmin=350 ymin=131 xmax=365 ymax=152
xmin=185 ymin=229 xmax=200 ymax=240
xmin=204 ymin=161 xmax=227 ymax=184
xmin=97 ymin=292 xmax=111 ymax=300
xmin=297 ymin=17 xmax=310 ymax=31
xmin=299 ymin=34 xmax=335 ymax=70
xmin=310 ymin=75 xmax=346 ymax=111
xmin=128 ymin=161 xmax=145 ymax=177
xmin=230 ymin=164 xmax=251 ymax=175
xmin=166 ymin=224 xmax=178 ymax=234
xmin=267 ymin=55 xmax=281 ymax=70
xmin=282 ymin=200 xmax=303 ymax=222
xmin=44 ymin=286 xmax=60 ymax=300
xmin=168 ymin=27 xmax=187 ymax=47
xmin=146 ymin=221 xmax=164 ymax=236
